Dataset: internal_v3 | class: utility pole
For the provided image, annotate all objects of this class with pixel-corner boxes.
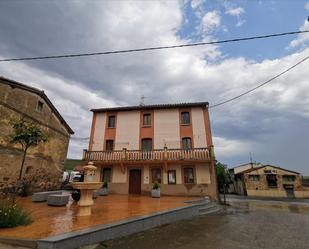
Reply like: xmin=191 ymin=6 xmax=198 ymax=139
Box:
xmin=250 ymin=152 xmax=253 ymax=168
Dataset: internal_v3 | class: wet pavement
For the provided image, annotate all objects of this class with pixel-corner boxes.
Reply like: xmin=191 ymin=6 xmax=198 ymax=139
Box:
xmin=91 ymin=198 xmax=309 ymax=249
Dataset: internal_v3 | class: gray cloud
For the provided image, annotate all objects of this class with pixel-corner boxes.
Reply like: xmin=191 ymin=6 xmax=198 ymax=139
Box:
xmin=0 ymin=1 xmax=308 ymax=174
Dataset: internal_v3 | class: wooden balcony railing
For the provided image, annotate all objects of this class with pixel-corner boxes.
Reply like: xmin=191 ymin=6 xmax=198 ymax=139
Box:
xmin=83 ymin=147 xmax=212 ymax=162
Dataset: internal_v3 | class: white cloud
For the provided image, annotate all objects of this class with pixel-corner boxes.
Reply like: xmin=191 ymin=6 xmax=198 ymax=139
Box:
xmin=225 ymin=6 xmax=244 ymax=16
xmin=0 ymin=1 xmax=309 ymax=173
xmin=199 ymin=11 xmax=221 ymax=33
xmin=305 ymin=2 xmax=309 ymax=11
xmin=213 ymin=136 xmax=253 ymax=158
xmin=224 ymin=5 xmax=245 ymax=27
xmin=288 ymin=20 xmax=309 ymax=48
xmin=190 ymin=0 xmax=203 ymax=9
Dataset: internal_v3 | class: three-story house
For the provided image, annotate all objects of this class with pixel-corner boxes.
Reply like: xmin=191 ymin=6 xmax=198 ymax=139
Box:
xmin=83 ymin=102 xmax=218 ymax=200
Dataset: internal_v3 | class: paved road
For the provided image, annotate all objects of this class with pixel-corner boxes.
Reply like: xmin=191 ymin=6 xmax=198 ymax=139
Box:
xmin=93 ymin=198 xmax=309 ymax=249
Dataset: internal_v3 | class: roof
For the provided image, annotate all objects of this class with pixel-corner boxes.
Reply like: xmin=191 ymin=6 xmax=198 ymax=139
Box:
xmin=236 ymin=165 xmax=300 ymax=175
xmin=0 ymin=76 xmax=74 ymax=134
xmin=91 ymin=101 xmax=209 ymax=113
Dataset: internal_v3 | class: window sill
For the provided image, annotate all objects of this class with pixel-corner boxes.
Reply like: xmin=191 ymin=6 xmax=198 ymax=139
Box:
xmin=180 ymin=123 xmax=191 ymax=126
xmin=142 ymin=125 xmax=152 ymax=128
xmin=107 ymin=127 xmax=115 ymax=129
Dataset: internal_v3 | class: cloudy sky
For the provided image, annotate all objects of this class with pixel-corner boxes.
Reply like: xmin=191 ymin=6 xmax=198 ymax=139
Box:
xmin=0 ymin=0 xmax=308 ymax=173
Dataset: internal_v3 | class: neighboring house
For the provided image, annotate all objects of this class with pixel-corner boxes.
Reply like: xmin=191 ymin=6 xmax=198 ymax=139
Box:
xmin=228 ymin=162 xmax=262 ymax=195
xmin=233 ymin=164 xmax=309 ymax=198
xmin=0 ymin=76 xmax=74 ymax=192
xmin=83 ymin=102 xmax=218 ymax=199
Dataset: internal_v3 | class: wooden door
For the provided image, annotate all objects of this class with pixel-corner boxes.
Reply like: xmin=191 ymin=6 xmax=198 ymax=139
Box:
xmin=129 ymin=169 xmax=141 ymax=194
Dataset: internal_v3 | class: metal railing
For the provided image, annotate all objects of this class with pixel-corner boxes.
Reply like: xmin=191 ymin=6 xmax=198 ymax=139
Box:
xmin=83 ymin=147 xmax=212 ymax=162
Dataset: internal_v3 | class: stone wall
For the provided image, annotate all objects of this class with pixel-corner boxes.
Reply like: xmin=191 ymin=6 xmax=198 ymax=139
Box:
xmin=0 ymin=81 xmax=71 ymax=193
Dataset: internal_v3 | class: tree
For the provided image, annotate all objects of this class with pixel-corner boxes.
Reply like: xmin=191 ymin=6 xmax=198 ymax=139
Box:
xmin=9 ymin=119 xmax=48 ymax=181
xmin=216 ymin=162 xmax=230 ymax=204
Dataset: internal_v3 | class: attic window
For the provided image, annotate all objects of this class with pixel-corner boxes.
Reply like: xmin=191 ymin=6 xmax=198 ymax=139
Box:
xmin=37 ymin=101 xmax=44 ymax=112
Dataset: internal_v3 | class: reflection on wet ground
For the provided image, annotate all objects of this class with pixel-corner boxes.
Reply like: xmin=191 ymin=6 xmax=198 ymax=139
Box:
xmin=0 ymin=195 xmax=194 ymax=239
xmin=96 ymin=199 xmax=309 ymax=249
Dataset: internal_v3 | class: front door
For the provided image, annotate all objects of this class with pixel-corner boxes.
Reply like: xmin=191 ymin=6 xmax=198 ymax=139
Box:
xmin=129 ymin=169 xmax=141 ymax=194
xmin=284 ymin=184 xmax=295 ymax=198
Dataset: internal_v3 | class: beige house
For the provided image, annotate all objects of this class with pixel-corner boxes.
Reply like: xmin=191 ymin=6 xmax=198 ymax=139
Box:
xmin=239 ymin=165 xmax=309 ymax=198
xmin=83 ymin=102 xmax=218 ymax=200
xmin=0 ymin=76 xmax=74 ymax=192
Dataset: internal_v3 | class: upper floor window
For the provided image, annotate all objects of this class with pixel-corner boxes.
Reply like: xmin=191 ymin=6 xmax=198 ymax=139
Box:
xmin=141 ymin=138 xmax=152 ymax=151
xmin=37 ymin=101 xmax=44 ymax=112
xmin=184 ymin=167 xmax=194 ymax=184
xmin=108 ymin=115 xmax=116 ymax=128
xmin=283 ymin=175 xmax=296 ymax=182
xmin=105 ymin=140 xmax=114 ymax=151
xmin=143 ymin=113 xmax=151 ymax=126
xmin=249 ymin=175 xmax=260 ymax=181
xmin=181 ymin=112 xmax=190 ymax=125
xmin=182 ymin=137 xmax=192 ymax=150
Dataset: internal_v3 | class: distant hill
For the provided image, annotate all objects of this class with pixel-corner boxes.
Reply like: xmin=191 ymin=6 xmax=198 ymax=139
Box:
xmin=65 ymin=159 xmax=83 ymax=171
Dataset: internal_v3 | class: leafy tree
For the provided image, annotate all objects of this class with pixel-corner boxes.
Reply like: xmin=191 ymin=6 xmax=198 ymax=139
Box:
xmin=9 ymin=119 xmax=48 ymax=181
xmin=216 ymin=162 xmax=230 ymax=204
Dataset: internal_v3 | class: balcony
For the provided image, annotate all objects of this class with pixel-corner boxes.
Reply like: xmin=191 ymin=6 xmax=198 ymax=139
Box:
xmin=83 ymin=147 xmax=213 ymax=163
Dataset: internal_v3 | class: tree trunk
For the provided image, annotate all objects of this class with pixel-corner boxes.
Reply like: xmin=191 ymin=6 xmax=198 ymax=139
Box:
xmin=223 ymin=184 xmax=226 ymax=205
xmin=18 ymin=148 xmax=28 ymax=180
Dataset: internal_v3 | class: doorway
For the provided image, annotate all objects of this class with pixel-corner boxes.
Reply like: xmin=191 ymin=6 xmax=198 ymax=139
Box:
xmin=284 ymin=184 xmax=295 ymax=198
xmin=129 ymin=169 xmax=141 ymax=194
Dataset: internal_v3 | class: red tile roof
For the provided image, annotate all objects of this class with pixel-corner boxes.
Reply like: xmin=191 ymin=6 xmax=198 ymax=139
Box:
xmin=91 ymin=102 xmax=209 ymax=113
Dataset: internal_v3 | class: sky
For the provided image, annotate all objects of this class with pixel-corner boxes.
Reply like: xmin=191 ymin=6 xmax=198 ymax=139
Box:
xmin=0 ymin=0 xmax=308 ymax=173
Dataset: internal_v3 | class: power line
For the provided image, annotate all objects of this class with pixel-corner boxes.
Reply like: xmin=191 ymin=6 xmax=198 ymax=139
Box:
xmin=209 ymin=54 xmax=309 ymax=109
xmin=0 ymin=30 xmax=308 ymax=62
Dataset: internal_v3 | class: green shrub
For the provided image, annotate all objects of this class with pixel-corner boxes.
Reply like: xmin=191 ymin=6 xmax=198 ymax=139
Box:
xmin=152 ymin=181 xmax=160 ymax=190
xmin=0 ymin=198 xmax=32 ymax=228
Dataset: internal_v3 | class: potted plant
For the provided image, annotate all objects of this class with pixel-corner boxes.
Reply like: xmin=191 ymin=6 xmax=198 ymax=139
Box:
xmin=151 ymin=181 xmax=160 ymax=198
xmin=98 ymin=182 xmax=108 ymax=196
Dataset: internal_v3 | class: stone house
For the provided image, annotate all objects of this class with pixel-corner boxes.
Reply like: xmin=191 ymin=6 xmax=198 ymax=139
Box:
xmin=235 ymin=165 xmax=309 ymax=198
xmin=228 ymin=162 xmax=262 ymax=195
xmin=0 ymin=76 xmax=74 ymax=192
xmin=83 ymin=102 xmax=218 ymax=200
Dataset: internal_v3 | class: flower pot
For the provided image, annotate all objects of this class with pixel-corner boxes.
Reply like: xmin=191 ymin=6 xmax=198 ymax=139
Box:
xmin=151 ymin=189 xmax=160 ymax=198
xmin=98 ymin=187 xmax=108 ymax=196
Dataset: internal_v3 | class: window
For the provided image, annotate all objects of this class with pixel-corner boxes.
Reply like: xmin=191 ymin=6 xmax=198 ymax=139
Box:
xmin=102 ymin=168 xmax=111 ymax=183
xmin=152 ymin=168 xmax=161 ymax=183
xmin=108 ymin=115 xmax=116 ymax=128
xmin=181 ymin=112 xmax=190 ymax=125
xmin=249 ymin=175 xmax=260 ymax=181
xmin=37 ymin=101 xmax=44 ymax=112
xmin=283 ymin=175 xmax=296 ymax=182
xmin=182 ymin=137 xmax=192 ymax=150
xmin=141 ymin=138 xmax=152 ymax=151
xmin=105 ymin=140 xmax=114 ymax=151
xmin=143 ymin=113 xmax=151 ymax=126
xmin=184 ymin=167 xmax=194 ymax=184
xmin=266 ymin=174 xmax=277 ymax=188
xmin=168 ymin=170 xmax=176 ymax=184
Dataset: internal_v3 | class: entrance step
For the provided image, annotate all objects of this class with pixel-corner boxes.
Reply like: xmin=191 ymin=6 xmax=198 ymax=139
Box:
xmin=198 ymin=202 xmax=221 ymax=215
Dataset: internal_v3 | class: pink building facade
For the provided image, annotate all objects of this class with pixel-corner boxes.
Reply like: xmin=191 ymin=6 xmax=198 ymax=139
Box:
xmin=84 ymin=102 xmax=218 ymax=199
